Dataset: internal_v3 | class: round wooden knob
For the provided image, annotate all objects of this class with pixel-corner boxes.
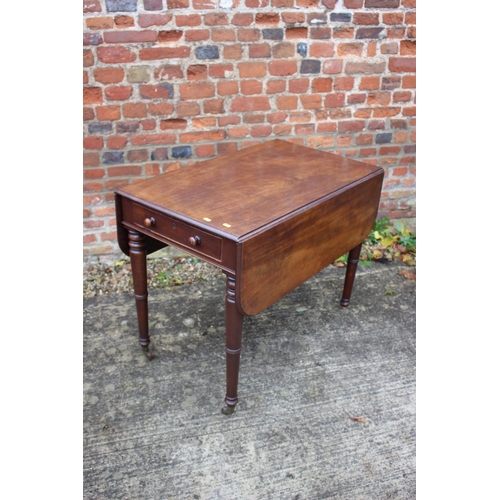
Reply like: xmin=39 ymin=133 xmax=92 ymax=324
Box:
xmin=188 ymin=236 xmax=201 ymax=247
xmin=144 ymin=217 xmax=155 ymax=227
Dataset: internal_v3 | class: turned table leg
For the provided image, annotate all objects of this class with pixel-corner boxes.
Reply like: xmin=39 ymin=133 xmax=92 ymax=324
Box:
xmin=222 ymin=274 xmax=244 ymax=415
xmin=128 ymin=229 xmax=153 ymax=360
xmin=340 ymin=242 xmax=362 ymax=308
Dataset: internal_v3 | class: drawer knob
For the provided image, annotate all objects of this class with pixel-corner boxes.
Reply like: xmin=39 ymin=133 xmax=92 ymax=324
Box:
xmin=144 ymin=217 xmax=155 ymax=227
xmin=188 ymin=236 xmax=201 ymax=247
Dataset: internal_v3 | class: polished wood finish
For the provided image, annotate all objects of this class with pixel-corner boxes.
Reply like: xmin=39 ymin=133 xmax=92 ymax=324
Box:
xmin=340 ymin=242 xmax=362 ymax=308
xmin=115 ymin=139 xmax=384 ymax=413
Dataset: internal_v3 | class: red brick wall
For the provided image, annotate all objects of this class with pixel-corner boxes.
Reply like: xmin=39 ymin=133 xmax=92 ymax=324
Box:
xmin=83 ymin=0 xmax=416 ymax=258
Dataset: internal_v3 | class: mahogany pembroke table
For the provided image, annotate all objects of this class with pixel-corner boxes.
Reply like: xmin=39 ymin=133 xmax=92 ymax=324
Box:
xmin=115 ymin=139 xmax=384 ymax=414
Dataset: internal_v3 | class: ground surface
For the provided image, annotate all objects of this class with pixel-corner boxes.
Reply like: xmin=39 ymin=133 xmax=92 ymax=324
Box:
xmin=83 ymin=260 xmax=416 ymax=499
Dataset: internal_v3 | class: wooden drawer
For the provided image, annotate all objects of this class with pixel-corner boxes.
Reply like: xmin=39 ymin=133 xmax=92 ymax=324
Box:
xmin=132 ymin=203 xmax=222 ymax=261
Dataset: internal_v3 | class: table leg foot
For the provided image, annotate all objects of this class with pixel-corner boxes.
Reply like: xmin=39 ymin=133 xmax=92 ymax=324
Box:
xmin=221 ymin=404 xmax=236 ymax=415
xmin=141 ymin=345 xmax=153 ymax=360
xmin=340 ymin=242 xmax=362 ymax=308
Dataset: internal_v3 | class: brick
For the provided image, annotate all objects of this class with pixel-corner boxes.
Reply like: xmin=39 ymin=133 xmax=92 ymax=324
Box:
xmin=84 ymin=153 xmax=100 ymax=167
xmin=330 ymin=13 xmax=351 ymax=23
xmin=289 ymin=78 xmax=309 ymax=93
xmin=230 ymin=97 xmax=271 ymax=112
xmin=105 ymin=86 xmax=133 ymax=100
xmin=179 ymin=82 xmax=215 ymax=99
xmin=151 ymin=147 xmax=169 ymax=161
xmin=402 ymin=75 xmax=416 ymax=89
xmin=263 ymin=29 xmax=284 ymax=41
xmin=269 ymin=60 xmax=297 ymax=76
xmin=130 ymin=133 xmax=176 ymax=145
xmin=276 ymin=95 xmax=298 ymax=110
xmin=309 ymin=28 xmax=330 ymax=41
xmin=388 ymin=27 xmax=407 ymax=39
xmin=267 ymin=80 xmax=287 ymax=94
xmin=238 ymin=62 xmax=266 ymax=78
xmin=104 ymin=30 xmax=156 ymax=43
xmin=389 ymin=57 xmax=416 ymax=72
xmin=138 ymin=13 xmax=172 ymax=27
xmin=144 ymin=0 xmax=163 ymax=9
xmin=84 ymin=33 xmax=103 ymax=46
xmin=334 ymin=77 xmax=354 ymax=91
xmin=172 ymin=146 xmax=192 ymax=159
xmin=103 ymin=151 xmax=125 ymax=165
xmin=139 ymin=46 xmax=190 ymax=60
xmin=282 ymin=12 xmax=305 ymax=24
xmin=83 ymin=108 xmax=94 ymax=121
xmin=158 ymin=30 xmax=183 ymax=43
xmin=272 ymin=0 xmax=293 ymax=6
xmin=312 ymin=78 xmax=332 ymax=93
xmin=88 ymin=122 xmax=113 ymax=134
xmin=323 ymin=59 xmax=343 ymax=74
xmin=185 ymin=29 xmax=210 ymax=42
xmin=141 ymin=119 xmax=156 ymax=130
xmin=83 ymin=71 xmax=89 ymax=85
xmin=344 ymin=0 xmax=362 ymax=7
xmin=375 ymin=132 xmax=392 ymax=144
xmin=325 ymin=93 xmax=345 ymax=107
xmin=84 ymin=0 xmax=102 ymax=13
xmin=123 ymin=102 xmax=148 ymax=118
xmin=219 ymin=116 xmax=240 ymax=126
xmin=367 ymin=91 xmax=391 ymax=106
xmin=251 ymin=125 xmax=272 ymax=137
xmin=300 ymin=95 xmax=323 ymax=109
xmin=346 ymin=61 xmax=385 ymax=74
xmin=256 ymin=13 xmax=280 ymax=24
xmin=332 ymin=27 xmax=355 ymax=38
xmin=406 ymin=12 xmax=416 ymax=24
xmin=192 ymin=117 xmax=216 ymax=128
xmin=232 ymin=13 xmax=254 ymax=26
xmin=167 ymin=0 xmax=189 ymax=7
xmin=94 ymin=68 xmax=125 ymax=84
xmin=383 ymin=12 xmax=404 ymax=25
xmin=402 ymin=0 xmax=416 ymax=6
xmin=180 ymin=130 xmax=225 ymax=142
xmin=272 ymin=42 xmax=295 ymax=59
xmin=212 ymin=29 xmax=236 ymax=42
xmin=160 ymin=119 xmax=187 ymax=130
xmin=338 ymin=120 xmax=364 ymax=132
xmin=373 ymin=107 xmax=401 ymax=117
xmin=209 ymin=64 xmax=234 ymax=78
xmin=365 ymin=0 xmax=400 ymax=7
xmin=353 ymin=13 xmax=379 ymax=25
xmin=356 ymin=28 xmax=384 ymax=39
xmin=96 ymin=105 xmax=121 ymax=121
xmin=359 ymin=76 xmax=380 ymax=90
xmin=297 ymin=0 xmax=319 ymax=6
xmin=175 ymin=14 xmax=201 ymax=27
xmin=127 ymin=149 xmax=149 ymax=162
xmin=128 ymin=66 xmax=152 ymax=83
xmin=195 ymin=46 xmax=219 ymax=60
xmin=228 ymin=127 xmax=250 ymax=139
xmin=249 ymin=44 xmax=271 ymax=58
xmin=187 ymin=64 xmax=208 ymax=80
xmin=140 ymin=83 xmax=174 ymax=99
xmin=286 ymin=28 xmax=308 ymax=40
xmin=97 ymin=46 xmax=136 ymax=63
xmin=400 ymin=40 xmax=416 ymax=56
xmin=240 ymin=80 xmax=262 ymax=95
xmin=176 ymin=102 xmax=201 ymax=116
xmin=238 ymin=29 xmax=261 ymax=42
xmin=310 ymin=42 xmax=334 ymax=58
xmin=195 ymin=144 xmax=216 ymax=157
xmin=337 ymin=42 xmax=363 ymax=57
xmin=107 ymin=136 xmax=128 ymax=149
xmin=381 ymin=76 xmax=401 ymax=90
xmin=114 ymin=15 xmax=134 ymax=28
xmin=193 ymin=0 xmax=217 ymax=8
xmin=381 ymin=42 xmax=399 ymax=54
xmin=83 ymin=136 xmax=104 ymax=150
xmin=84 ymin=87 xmax=103 ymax=104
xmin=205 ymin=13 xmax=229 ymax=26
xmin=297 ymin=42 xmax=307 ymax=57
xmin=83 ymin=50 xmax=94 ymax=67
xmin=86 ymin=17 xmax=114 ymax=29
xmin=224 ymin=44 xmax=244 ymax=59
xmin=300 ymin=60 xmax=321 ymax=74
xmin=245 ymin=0 xmax=269 ymax=6
xmin=105 ymin=0 xmax=137 ymax=12
xmin=243 ymin=114 xmax=264 ymax=124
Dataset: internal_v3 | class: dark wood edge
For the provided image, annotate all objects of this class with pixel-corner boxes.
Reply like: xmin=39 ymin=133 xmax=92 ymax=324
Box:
xmin=237 ymin=168 xmax=384 ymax=243
xmin=115 ymin=189 xmax=239 ymax=243
xmin=121 ymin=220 xmax=236 ymax=275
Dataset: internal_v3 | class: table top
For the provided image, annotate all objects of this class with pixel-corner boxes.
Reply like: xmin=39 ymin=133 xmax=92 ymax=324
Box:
xmin=118 ymin=140 xmax=382 ymax=240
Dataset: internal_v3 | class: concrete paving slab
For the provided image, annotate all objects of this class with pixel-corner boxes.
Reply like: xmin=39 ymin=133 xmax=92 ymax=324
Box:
xmin=83 ymin=261 xmax=416 ymax=499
